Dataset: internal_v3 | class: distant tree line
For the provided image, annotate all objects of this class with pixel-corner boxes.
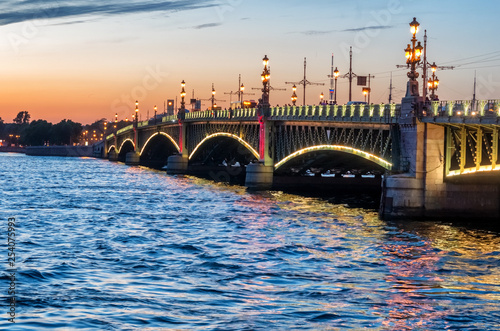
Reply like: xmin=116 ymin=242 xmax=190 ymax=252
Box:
xmin=0 ymin=111 xmax=133 ymax=147
xmin=0 ymin=111 xmax=82 ymax=146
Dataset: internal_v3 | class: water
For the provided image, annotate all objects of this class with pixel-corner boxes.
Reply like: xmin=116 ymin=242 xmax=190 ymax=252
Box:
xmin=1 ymin=153 xmax=499 ymax=330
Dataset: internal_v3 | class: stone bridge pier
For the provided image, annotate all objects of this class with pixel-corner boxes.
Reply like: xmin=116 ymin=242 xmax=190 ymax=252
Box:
xmin=381 ymin=90 xmax=500 ymax=220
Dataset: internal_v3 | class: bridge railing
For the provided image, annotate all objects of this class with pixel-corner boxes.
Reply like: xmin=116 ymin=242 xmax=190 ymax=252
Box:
xmin=184 ymin=108 xmax=257 ymax=121
xmin=117 ymin=124 xmax=133 ymax=135
xmin=269 ymin=104 xmax=399 ymax=122
xmin=423 ymin=99 xmax=500 ymax=119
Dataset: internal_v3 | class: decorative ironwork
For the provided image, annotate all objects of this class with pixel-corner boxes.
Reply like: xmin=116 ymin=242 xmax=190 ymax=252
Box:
xmin=274 ymin=124 xmax=393 ymax=164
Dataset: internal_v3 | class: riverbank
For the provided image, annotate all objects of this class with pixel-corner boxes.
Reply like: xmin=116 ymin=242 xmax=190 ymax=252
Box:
xmin=24 ymin=145 xmax=94 ymax=157
xmin=0 ymin=146 xmax=25 ymax=153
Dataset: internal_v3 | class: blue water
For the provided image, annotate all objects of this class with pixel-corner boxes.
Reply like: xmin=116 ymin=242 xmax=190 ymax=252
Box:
xmin=1 ymin=153 xmax=499 ymax=330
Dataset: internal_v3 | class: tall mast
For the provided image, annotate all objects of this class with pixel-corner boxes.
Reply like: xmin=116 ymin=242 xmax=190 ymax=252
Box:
xmin=422 ymin=30 xmax=428 ymax=99
xmin=473 ymin=70 xmax=477 ymax=111
xmin=349 ymin=47 xmax=353 ymax=101
xmin=389 ymin=72 xmax=393 ymax=104
xmin=329 ymin=53 xmax=334 ymax=103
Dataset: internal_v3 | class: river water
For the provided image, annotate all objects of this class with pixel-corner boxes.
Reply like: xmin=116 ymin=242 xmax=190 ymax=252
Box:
xmin=1 ymin=153 xmax=499 ymax=330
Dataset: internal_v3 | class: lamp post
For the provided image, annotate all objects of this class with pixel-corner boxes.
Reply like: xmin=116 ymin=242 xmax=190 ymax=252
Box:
xmin=427 ymin=62 xmax=439 ymax=100
xmin=320 ymin=92 xmax=324 ymax=105
xmin=240 ymin=83 xmax=245 ymax=108
xmin=362 ymin=87 xmax=370 ymax=103
xmin=211 ymin=84 xmax=216 ymax=110
xmin=260 ymin=55 xmax=270 ymax=113
xmin=291 ymin=84 xmax=297 ymax=106
xmin=134 ymin=100 xmax=139 ymax=126
xmin=405 ymin=17 xmax=423 ymax=96
xmin=333 ymin=67 xmax=339 ymax=104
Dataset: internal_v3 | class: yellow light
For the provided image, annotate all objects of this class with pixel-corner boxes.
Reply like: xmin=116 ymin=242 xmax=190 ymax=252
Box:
xmin=409 ymin=17 xmax=420 ymax=35
xmin=320 ymin=92 xmax=324 ymax=100
xmin=431 ymin=62 xmax=437 ymax=72
xmin=447 ymin=164 xmax=500 ymax=177
xmin=274 ymin=145 xmax=392 ymax=170
xmin=334 ymin=67 xmax=339 ymax=78
xmin=181 ymin=80 xmax=185 ymax=88
xmin=240 ymin=84 xmax=245 ymax=92
xmin=405 ymin=44 xmax=411 ymax=60
xmin=262 ymin=55 xmax=269 ymax=66
xmin=415 ymin=42 xmax=423 ymax=60
xmin=292 ymin=84 xmax=297 ymax=92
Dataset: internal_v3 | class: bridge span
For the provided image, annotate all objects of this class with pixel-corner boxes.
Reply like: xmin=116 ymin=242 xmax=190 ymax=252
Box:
xmin=104 ymin=99 xmax=500 ymax=220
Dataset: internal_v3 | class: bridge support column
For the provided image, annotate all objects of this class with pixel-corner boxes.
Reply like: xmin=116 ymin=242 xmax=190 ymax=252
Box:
xmin=108 ymin=149 xmax=118 ymax=162
xmin=125 ymin=151 xmax=140 ymax=166
xmin=245 ymin=162 xmax=273 ymax=190
xmin=166 ymin=154 xmax=188 ymax=175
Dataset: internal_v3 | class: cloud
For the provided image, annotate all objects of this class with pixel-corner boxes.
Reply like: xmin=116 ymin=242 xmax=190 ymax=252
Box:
xmin=0 ymin=0 xmax=216 ymax=26
xmin=302 ymin=30 xmax=334 ymax=36
xmin=341 ymin=25 xmax=392 ymax=33
xmin=193 ymin=22 xmax=221 ymax=29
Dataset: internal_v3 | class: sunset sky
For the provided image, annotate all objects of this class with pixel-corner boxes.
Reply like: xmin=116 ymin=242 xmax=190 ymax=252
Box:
xmin=1 ymin=0 xmax=500 ymax=124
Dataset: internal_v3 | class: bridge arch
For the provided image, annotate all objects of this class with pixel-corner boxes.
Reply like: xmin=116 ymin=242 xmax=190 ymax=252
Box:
xmin=274 ymin=144 xmax=392 ymax=176
xmin=140 ymin=132 xmax=180 ymax=156
xmin=189 ymin=133 xmax=259 ymax=160
xmin=117 ymin=139 xmax=135 ymax=162
xmin=139 ymin=132 xmax=181 ymax=169
xmin=107 ymin=145 xmax=117 ymax=154
xmin=188 ymin=133 xmax=259 ymax=167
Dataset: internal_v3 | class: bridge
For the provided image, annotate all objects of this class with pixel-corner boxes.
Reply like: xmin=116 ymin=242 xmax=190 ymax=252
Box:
xmin=104 ymin=97 xmax=500 ymax=220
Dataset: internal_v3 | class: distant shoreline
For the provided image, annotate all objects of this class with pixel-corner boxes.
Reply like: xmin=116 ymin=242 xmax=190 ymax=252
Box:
xmin=0 ymin=145 xmax=96 ymax=157
xmin=0 ymin=146 xmax=25 ymax=153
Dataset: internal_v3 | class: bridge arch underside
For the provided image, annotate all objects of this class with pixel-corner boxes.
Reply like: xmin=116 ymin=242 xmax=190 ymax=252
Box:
xmin=275 ymin=148 xmax=389 ymax=177
xmin=140 ymin=134 xmax=179 ymax=169
xmin=445 ymin=124 xmax=500 ymax=183
xmin=188 ymin=135 xmax=258 ymax=182
xmin=117 ymin=140 xmax=135 ymax=162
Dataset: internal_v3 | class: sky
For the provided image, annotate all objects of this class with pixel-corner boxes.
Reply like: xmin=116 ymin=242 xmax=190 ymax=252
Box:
xmin=1 ymin=0 xmax=500 ymax=124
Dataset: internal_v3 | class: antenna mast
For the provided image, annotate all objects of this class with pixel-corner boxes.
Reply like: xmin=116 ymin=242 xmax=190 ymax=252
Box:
xmin=329 ymin=53 xmax=334 ymax=103
xmin=285 ymin=57 xmax=325 ymax=105
xmin=389 ymin=72 xmax=393 ymax=104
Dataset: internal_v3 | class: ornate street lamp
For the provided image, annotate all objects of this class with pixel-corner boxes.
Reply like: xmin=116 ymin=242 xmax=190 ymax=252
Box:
xmin=180 ymin=80 xmax=186 ymax=111
xmin=405 ymin=17 xmax=423 ymax=96
xmin=240 ymin=83 xmax=245 ymax=108
xmin=114 ymin=113 xmax=118 ymax=129
xmin=291 ymin=84 xmax=298 ymax=106
xmin=320 ymin=92 xmax=324 ymax=105
xmin=333 ymin=67 xmax=339 ymax=104
xmin=211 ymin=84 xmax=216 ymax=109
xmin=135 ymin=100 xmax=139 ymax=125
xmin=154 ymin=105 xmax=157 ymax=124
xmin=427 ymin=62 xmax=439 ymax=100
xmin=362 ymin=87 xmax=370 ymax=103
xmin=260 ymin=55 xmax=270 ymax=114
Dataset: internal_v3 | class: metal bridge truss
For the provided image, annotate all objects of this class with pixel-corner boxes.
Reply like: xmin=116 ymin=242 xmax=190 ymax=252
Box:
xmin=274 ymin=123 xmax=394 ymax=165
xmin=186 ymin=122 xmax=260 ymax=157
xmin=446 ymin=124 xmax=500 ymax=177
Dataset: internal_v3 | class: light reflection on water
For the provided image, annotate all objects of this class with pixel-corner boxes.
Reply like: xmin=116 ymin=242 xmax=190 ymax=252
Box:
xmin=0 ymin=153 xmax=499 ymax=330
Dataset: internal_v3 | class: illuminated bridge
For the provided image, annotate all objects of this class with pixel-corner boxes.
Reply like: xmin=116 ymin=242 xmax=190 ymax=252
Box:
xmin=104 ymin=99 xmax=500 ymax=220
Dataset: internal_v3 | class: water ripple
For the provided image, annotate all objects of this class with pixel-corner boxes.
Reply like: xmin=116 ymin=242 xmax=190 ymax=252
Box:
xmin=0 ymin=153 xmax=499 ymax=330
